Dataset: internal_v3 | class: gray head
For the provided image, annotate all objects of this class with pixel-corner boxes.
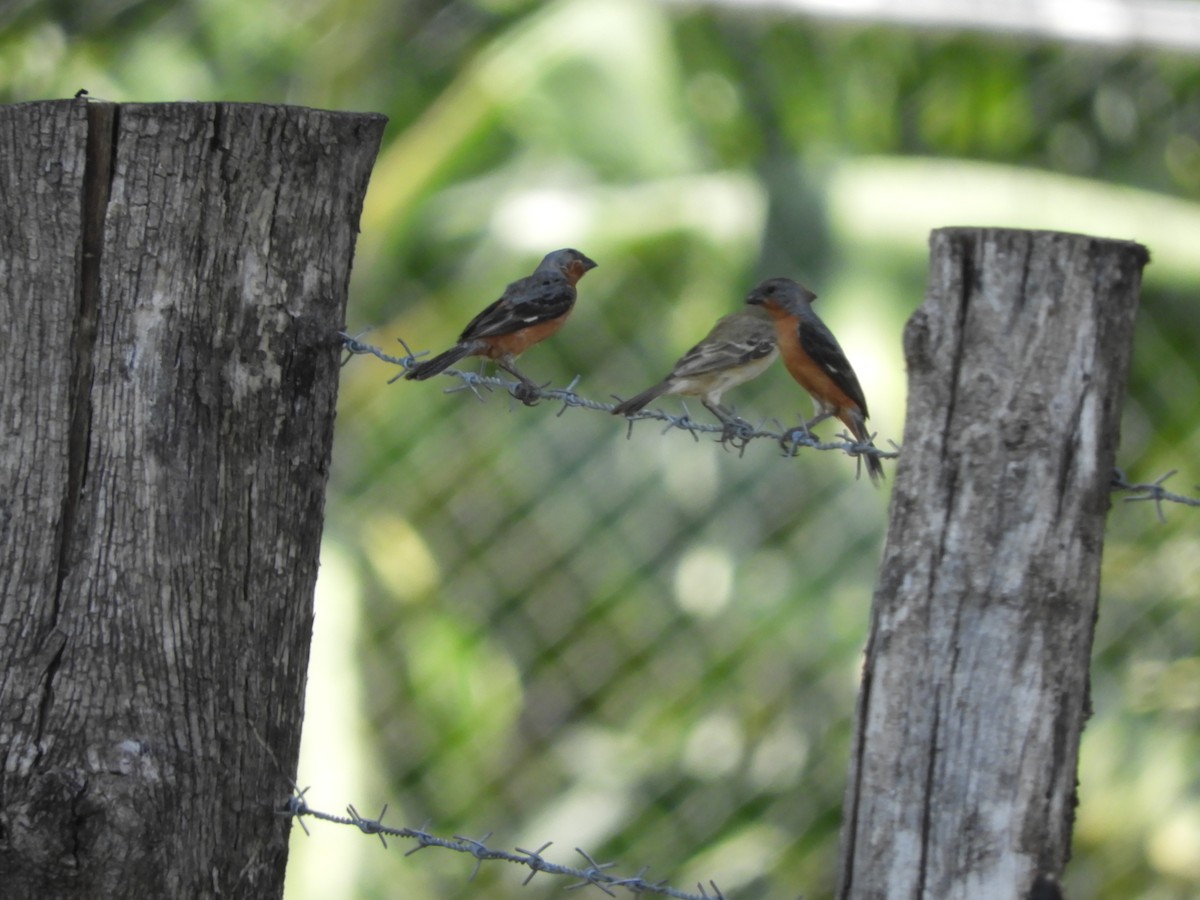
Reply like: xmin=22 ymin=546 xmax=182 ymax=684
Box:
xmin=539 ymin=248 xmax=598 ymax=286
xmin=744 ymin=277 xmax=818 ymax=315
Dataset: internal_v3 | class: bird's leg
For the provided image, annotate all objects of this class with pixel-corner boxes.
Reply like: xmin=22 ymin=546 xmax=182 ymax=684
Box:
xmin=777 ymin=409 xmax=822 ymax=456
xmin=781 ymin=408 xmax=834 ymax=453
xmin=495 ymin=358 xmax=543 ymax=406
xmin=802 ymin=410 xmax=833 ymax=432
xmin=702 ymin=399 xmax=736 ymax=427
xmin=704 ymin=400 xmax=754 ymax=451
xmin=779 ymin=417 xmax=807 ymax=455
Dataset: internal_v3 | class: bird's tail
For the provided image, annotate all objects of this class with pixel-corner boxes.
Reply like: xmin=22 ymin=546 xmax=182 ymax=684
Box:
xmin=842 ymin=410 xmax=885 ymax=487
xmin=404 ymin=342 xmax=475 ymax=381
xmin=611 ymin=381 xmax=671 ymax=416
xmin=863 ymin=448 xmax=885 ymax=486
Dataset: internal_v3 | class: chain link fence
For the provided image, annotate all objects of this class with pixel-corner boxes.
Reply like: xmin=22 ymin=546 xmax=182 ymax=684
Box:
xmin=278 ymin=6 xmax=1200 ymax=899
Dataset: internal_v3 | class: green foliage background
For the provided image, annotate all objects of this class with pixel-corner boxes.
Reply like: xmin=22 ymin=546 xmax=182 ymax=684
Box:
xmin=5 ymin=2 xmax=1198 ymax=897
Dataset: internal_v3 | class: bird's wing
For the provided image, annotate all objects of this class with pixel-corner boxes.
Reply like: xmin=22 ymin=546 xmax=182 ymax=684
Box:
xmin=458 ymin=272 xmax=577 ymax=341
xmin=670 ymin=316 xmax=777 ymax=379
xmin=797 ymin=314 xmax=870 ymax=417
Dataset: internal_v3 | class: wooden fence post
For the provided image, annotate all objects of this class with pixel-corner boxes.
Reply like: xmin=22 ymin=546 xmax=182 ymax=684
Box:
xmin=0 ymin=99 xmax=385 ymax=897
xmin=837 ymin=228 xmax=1149 ymax=899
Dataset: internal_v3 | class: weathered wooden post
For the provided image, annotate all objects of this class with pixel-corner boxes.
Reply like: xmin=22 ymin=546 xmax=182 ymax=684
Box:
xmin=837 ymin=228 xmax=1149 ymax=899
xmin=0 ymin=99 xmax=385 ymax=897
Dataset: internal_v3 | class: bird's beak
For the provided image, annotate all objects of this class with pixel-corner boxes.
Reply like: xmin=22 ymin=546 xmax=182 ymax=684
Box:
xmin=581 ymin=254 xmax=598 ymax=271
xmin=745 ymin=290 xmax=763 ymax=306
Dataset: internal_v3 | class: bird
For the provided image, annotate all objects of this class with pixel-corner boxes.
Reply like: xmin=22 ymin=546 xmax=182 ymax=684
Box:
xmin=611 ymin=306 xmax=778 ymax=434
xmin=404 ymin=248 xmax=597 ymax=397
xmin=745 ymin=277 xmax=884 ymax=484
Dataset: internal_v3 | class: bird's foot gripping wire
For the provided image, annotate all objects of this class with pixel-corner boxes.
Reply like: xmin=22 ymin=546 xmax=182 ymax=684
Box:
xmin=509 ymin=379 xmax=550 ymax=407
xmin=778 ymin=423 xmax=814 ymax=458
xmin=716 ymin=418 xmax=756 ymax=455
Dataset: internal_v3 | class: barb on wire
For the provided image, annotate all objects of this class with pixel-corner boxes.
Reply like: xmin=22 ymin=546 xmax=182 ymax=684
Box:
xmin=341 ymin=333 xmax=1200 ymax=511
xmin=281 ymin=788 xmax=729 ymax=900
xmin=1111 ymin=469 xmax=1200 ymax=522
xmin=339 ymin=332 xmax=897 ymax=467
xmin=340 ymin=330 xmax=425 ymax=372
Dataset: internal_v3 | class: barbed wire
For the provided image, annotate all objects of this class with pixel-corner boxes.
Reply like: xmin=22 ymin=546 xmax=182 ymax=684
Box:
xmin=1110 ymin=469 xmax=1200 ymax=522
xmin=338 ymin=333 xmax=898 ymax=466
xmin=281 ymin=787 xmax=732 ymax=900
xmin=340 ymin=333 xmax=1200 ymax=511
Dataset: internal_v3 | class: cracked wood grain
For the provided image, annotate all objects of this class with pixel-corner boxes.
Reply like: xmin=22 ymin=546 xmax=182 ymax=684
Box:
xmin=0 ymin=99 xmax=385 ymax=898
xmin=837 ymin=228 xmax=1148 ymax=900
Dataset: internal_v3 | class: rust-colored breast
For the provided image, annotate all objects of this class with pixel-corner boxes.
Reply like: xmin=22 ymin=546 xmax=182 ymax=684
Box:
xmin=480 ymin=311 xmax=572 ymax=358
